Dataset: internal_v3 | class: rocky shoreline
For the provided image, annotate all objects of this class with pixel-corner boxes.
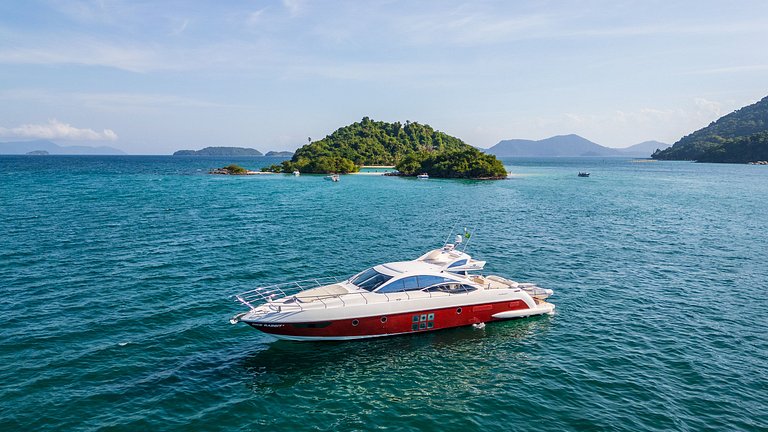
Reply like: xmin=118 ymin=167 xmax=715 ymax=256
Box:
xmin=208 ymin=164 xmax=274 ymax=175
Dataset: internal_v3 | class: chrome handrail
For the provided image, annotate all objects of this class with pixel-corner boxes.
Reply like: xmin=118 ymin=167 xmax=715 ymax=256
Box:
xmin=234 ymin=276 xmax=346 ymax=310
xmin=233 ymin=277 xmax=493 ymax=312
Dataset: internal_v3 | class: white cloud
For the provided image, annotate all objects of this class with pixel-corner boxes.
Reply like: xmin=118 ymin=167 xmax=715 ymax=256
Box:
xmin=246 ymin=8 xmax=268 ymax=25
xmin=693 ymin=97 xmax=722 ymax=118
xmin=0 ymin=39 xmax=163 ymax=73
xmin=282 ymin=0 xmax=304 ymax=17
xmin=0 ymin=119 xmax=118 ymax=141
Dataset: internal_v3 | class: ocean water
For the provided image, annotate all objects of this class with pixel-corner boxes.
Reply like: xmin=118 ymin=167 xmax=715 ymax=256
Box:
xmin=1 ymin=155 xmax=767 ymax=431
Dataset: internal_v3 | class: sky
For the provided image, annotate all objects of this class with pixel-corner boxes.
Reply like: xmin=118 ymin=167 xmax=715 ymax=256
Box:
xmin=0 ymin=0 xmax=767 ymax=154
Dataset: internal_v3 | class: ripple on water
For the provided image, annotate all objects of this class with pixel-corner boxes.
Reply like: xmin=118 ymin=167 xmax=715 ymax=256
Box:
xmin=1 ymin=156 xmax=767 ymax=431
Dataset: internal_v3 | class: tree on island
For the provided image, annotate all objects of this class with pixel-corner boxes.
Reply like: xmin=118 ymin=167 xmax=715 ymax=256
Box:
xmin=396 ymin=147 xmax=507 ymax=179
xmin=265 ymin=117 xmax=507 ymax=178
xmin=222 ymin=164 xmax=247 ymax=174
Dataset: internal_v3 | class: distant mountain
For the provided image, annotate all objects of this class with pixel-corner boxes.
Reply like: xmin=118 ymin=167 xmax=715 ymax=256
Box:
xmin=485 ymin=134 xmax=621 ymax=157
xmin=653 ymin=95 xmax=768 ymax=163
xmin=173 ymin=146 xmax=263 ymax=156
xmin=616 ymin=140 xmax=670 ymax=157
xmin=264 ymin=151 xmax=294 ymax=157
xmin=26 ymin=150 xmax=49 ymax=155
xmin=0 ymin=139 xmax=125 ymax=155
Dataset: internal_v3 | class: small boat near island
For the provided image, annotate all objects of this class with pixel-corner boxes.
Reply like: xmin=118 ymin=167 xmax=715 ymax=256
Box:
xmin=230 ymin=232 xmax=554 ymax=341
xmin=417 ymin=173 xmax=429 ymax=179
xmin=578 ymin=172 xmax=590 ymax=177
xmin=324 ymin=174 xmax=340 ymax=182
xmin=292 ymin=170 xmax=300 ymax=176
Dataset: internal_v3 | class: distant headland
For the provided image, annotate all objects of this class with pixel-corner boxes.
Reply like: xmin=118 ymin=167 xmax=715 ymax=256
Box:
xmin=264 ymin=150 xmax=294 ymax=157
xmin=173 ymin=147 xmax=294 ymax=157
xmin=0 ymin=139 xmax=125 ymax=155
xmin=483 ymin=135 xmax=670 ymax=158
xmin=652 ymin=95 xmax=768 ymax=163
xmin=262 ymin=117 xmax=507 ymax=179
xmin=173 ymin=146 xmax=263 ymax=156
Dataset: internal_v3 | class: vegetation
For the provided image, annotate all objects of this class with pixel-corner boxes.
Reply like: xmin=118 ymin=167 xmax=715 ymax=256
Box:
xmin=174 ymin=146 xmax=263 ymax=156
xmin=267 ymin=117 xmax=507 ymax=178
xmin=261 ymin=164 xmax=284 ymax=173
xmin=693 ymin=132 xmax=768 ymax=163
xmin=223 ymin=164 xmax=247 ymax=174
xmin=652 ymin=96 xmax=768 ymax=163
xmin=396 ymin=147 xmax=507 ymax=179
xmin=281 ymin=155 xmax=360 ymax=174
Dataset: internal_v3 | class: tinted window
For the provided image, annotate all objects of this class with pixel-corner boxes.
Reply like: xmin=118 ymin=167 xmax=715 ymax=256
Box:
xmin=379 ymin=278 xmax=404 ymax=292
xmin=350 ymin=268 xmax=378 ymax=285
xmin=377 ymin=275 xmax=457 ymax=293
xmin=350 ymin=268 xmax=393 ymax=291
xmin=425 ymin=284 xmax=477 ymax=294
xmin=378 ymin=277 xmax=417 ymax=293
xmin=418 ymin=275 xmax=451 ymax=287
xmin=402 ymin=276 xmax=420 ymax=290
xmin=448 ymin=259 xmax=468 ymax=268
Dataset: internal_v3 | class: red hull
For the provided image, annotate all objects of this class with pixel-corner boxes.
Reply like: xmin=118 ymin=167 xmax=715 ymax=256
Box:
xmin=247 ymin=299 xmax=529 ymax=340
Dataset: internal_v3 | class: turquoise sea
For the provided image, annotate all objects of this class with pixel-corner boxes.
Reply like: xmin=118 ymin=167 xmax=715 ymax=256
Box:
xmin=1 ymin=155 xmax=767 ymax=431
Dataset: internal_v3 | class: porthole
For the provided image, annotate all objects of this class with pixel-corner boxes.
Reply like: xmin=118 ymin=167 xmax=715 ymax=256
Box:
xmin=380 ymin=316 xmax=388 ymax=323
xmin=352 ymin=319 xmax=359 ymax=326
xmin=456 ymin=307 xmax=462 ymax=314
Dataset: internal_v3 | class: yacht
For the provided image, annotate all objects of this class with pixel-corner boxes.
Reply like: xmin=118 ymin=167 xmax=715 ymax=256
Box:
xmin=323 ymin=174 xmax=340 ymax=182
xmin=417 ymin=173 xmax=429 ymax=179
xmin=292 ymin=170 xmax=300 ymax=176
xmin=230 ymin=235 xmax=554 ymax=341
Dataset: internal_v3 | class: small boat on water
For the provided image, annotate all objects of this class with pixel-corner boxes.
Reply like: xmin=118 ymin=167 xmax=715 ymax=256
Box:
xmin=230 ymin=232 xmax=554 ymax=341
xmin=578 ymin=172 xmax=590 ymax=177
xmin=292 ymin=170 xmax=300 ymax=176
xmin=323 ymin=174 xmax=340 ymax=182
xmin=417 ymin=173 xmax=429 ymax=179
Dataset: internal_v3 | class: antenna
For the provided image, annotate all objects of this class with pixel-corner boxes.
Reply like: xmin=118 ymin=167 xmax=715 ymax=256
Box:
xmin=442 ymin=221 xmax=459 ymax=246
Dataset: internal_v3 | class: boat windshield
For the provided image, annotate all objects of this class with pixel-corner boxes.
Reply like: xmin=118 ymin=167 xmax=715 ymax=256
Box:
xmin=349 ymin=268 xmax=393 ymax=291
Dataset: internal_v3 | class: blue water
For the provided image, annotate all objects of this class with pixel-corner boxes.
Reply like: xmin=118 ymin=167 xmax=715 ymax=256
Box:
xmin=1 ymin=156 xmax=767 ymax=431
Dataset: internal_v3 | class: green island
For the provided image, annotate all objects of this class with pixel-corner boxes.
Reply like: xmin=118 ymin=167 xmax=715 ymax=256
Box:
xmin=261 ymin=117 xmax=507 ymax=179
xmin=209 ymin=164 xmax=253 ymax=175
xmin=652 ymin=95 xmax=768 ymax=163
